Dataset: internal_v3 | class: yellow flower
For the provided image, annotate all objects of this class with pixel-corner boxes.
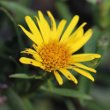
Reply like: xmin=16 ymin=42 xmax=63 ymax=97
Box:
xmin=19 ymin=11 xmax=101 ymax=85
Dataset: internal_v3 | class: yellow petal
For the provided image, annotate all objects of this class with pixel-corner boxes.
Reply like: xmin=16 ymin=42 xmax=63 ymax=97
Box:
xmin=36 ymin=11 xmax=50 ymax=43
xmin=21 ymin=48 xmax=42 ymax=62
xmin=72 ymin=67 xmax=94 ymax=81
xmin=19 ymin=57 xmax=44 ymax=69
xmin=70 ymin=29 xmax=93 ymax=53
xmin=73 ymin=63 xmax=96 ymax=73
xmin=59 ymin=68 xmax=78 ymax=84
xmin=70 ymin=54 xmax=101 ymax=62
xmin=47 ymin=11 xmax=57 ymax=40
xmin=54 ymin=71 xmax=63 ymax=85
xmin=67 ymin=28 xmax=84 ymax=47
xmin=47 ymin=11 xmax=56 ymax=31
xmin=32 ymin=44 xmax=38 ymax=51
xmin=67 ymin=22 xmax=86 ymax=45
xmin=69 ymin=22 xmax=86 ymax=39
xmin=18 ymin=25 xmax=40 ymax=45
xmin=25 ymin=16 xmax=43 ymax=45
xmin=60 ymin=15 xmax=79 ymax=43
xmin=56 ymin=19 xmax=67 ymax=40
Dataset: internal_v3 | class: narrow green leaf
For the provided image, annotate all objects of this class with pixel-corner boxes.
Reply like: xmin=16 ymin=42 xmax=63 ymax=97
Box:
xmin=41 ymin=86 xmax=92 ymax=100
xmin=55 ymin=0 xmax=72 ymax=21
xmin=9 ymin=73 xmax=42 ymax=79
xmin=65 ymin=100 xmax=75 ymax=110
xmin=86 ymin=100 xmax=106 ymax=110
xmin=0 ymin=7 xmax=25 ymax=50
xmin=86 ymin=0 xmax=97 ymax=4
xmin=84 ymin=27 xmax=101 ymax=53
xmin=0 ymin=1 xmax=36 ymax=23
xmin=84 ymin=27 xmax=102 ymax=67
xmin=5 ymin=88 xmax=27 ymax=110
xmin=91 ymin=87 xmax=110 ymax=109
xmin=22 ymin=98 xmax=35 ymax=110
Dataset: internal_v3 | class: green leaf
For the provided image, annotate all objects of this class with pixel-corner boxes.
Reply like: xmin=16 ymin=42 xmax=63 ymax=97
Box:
xmin=41 ymin=86 xmax=92 ymax=100
xmin=55 ymin=0 xmax=72 ymax=21
xmin=86 ymin=100 xmax=107 ymax=110
xmin=0 ymin=1 xmax=36 ymax=23
xmin=86 ymin=0 xmax=97 ymax=4
xmin=5 ymin=88 xmax=34 ymax=110
xmin=5 ymin=88 xmax=27 ymax=110
xmin=10 ymin=73 xmax=42 ymax=79
xmin=84 ymin=27 xmax=101 ymax=53
xmin=65 ymin=100 xmax=75 ymax=110
xmin=22 ymin=98 xmax=35 ymax=110
xmin=0 ymin=7 xmax=25 ymax=50
xmin=84 ymin=27 xmax=102 ymax=67
xmin=91 ymin=87 xmax=110 ymax=110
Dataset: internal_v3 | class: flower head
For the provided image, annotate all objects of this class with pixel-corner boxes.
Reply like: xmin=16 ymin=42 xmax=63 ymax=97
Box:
xmin=19 ymin=11 xmax=101 ymax=85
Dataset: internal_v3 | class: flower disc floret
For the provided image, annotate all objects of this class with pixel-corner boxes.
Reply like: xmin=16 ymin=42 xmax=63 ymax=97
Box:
xmin=38 ymin=41 xmax=71 ymax=72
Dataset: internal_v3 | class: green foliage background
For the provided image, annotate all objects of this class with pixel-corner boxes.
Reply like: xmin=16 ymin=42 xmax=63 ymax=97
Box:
xmin=0 ymin=0 xmax=110 ymax=110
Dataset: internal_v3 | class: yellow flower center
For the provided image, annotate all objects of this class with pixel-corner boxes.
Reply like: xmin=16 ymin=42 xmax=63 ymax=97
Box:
xmin=38 ymin=41 xmax=71 ymax=72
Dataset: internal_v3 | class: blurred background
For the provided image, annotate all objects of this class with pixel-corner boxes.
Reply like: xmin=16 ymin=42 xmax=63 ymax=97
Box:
xmin=0 ymin=0 xmax=110 ymax=110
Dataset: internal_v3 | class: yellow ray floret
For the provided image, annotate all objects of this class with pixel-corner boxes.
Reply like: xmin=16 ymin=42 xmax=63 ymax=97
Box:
xmin=72 ymin=67 xmax=95 ymax=81
xmin=60 ymin=15 xmax=79 ymax=43
xmin=70 ymin=54 xmax=101 ymax=62
xmin=54 ymin=71 xmax=63 ymax=85
xmin=19 ymin=11 xmax=101 ymax=85
xmin=73 ymin=63 xmax=96 ymax=73
xmin=20 ymin=57 xmax=44 ymax=69
xmin=59 ymin=68 xmax=78 ymax=84
xmin=56 ymin=19 xmax=67 ymax=40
